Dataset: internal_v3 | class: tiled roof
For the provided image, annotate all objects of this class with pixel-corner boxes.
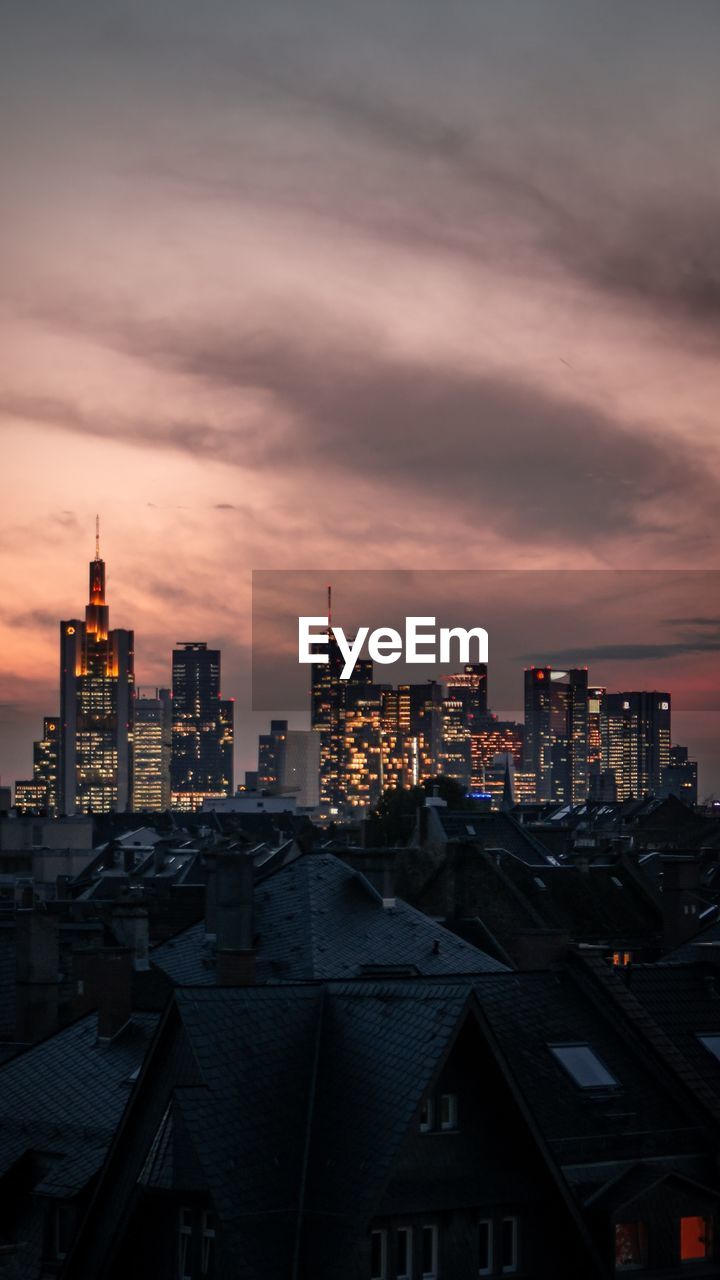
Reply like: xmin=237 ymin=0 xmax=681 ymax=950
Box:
xmin=152 ymin=854 xmax=507 ymax=985
xmin=435 ymin=809 xmax=553 ymax=865
xmin=0 ymin=1011 xmax=158 ymax=1198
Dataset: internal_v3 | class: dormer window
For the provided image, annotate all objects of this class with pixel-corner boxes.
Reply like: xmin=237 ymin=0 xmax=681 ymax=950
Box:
xmin=419 ymin=1091 xmax=459 ymax=1133
xmin=439 ymin=1093 xmax=458 ymax=1131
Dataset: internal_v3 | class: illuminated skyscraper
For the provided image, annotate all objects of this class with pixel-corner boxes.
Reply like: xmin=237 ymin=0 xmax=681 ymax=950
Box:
xmin=133 ymin=687 xmax=172 ymax=811
xmin=171 ymin=643 xmax=234 ymax=810
xmin=33 ymin=716 xmax=60 ymax=813
xmin=524 ymin=667 xmax=589 ymax=804
xmin=605 ymin=692 xmax=671 ymax=800
xmin=59 ymin=523 xmax=134 ymax=814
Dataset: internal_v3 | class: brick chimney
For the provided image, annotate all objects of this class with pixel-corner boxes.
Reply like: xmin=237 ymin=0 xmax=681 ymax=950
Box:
xmin=14 ymin=908 xmax=60 ymax=1043
xmin=661 ymin=855 xmax=704 ymax=949
xmin=215 ymin=851 xmax=255 ymax=986
xmin=204 ymin=851 xmax=218 ymax=939
xmin=112 ymin=901 xmax=150 ymax=970
xmin=95 ymin=947 xmax=133 ymax=1042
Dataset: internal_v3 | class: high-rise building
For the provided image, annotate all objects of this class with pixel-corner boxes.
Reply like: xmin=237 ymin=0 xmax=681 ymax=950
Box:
xmin=605 ymin=692 xmax=671 ymax=800
xmin=59 ymin=523 xmax=134 ymax=814
xmin=470 ymin=715 xmax=524 ymax=793
xmin=660 ymin=744 xmax=698 ymax=806
xmin=133 ymin=688 xmax=172 ymax=811
xmin=14 ymin=717 xmax=61 ymax=814
xmin=524 ymin=667 xmax=589 ymax=804
xmin=257 ymin=720 xmax=288 ymax=791
xmin=171 ymin=643 xmax=234 ymax=810
xmin=281 ymin=730 xmax=321 ymax=809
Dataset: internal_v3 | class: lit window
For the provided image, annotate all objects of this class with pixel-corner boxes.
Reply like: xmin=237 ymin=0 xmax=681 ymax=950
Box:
xmin=615 ymin=1222 xmax=647 ymax=1269
xmin=178 ymin=1208 xmax=193 ymax=1280
xmin=439 ymin=1093 xmax=458 ymax=1131
xmin=370 ymin=1229 xmax=387 ymax=1279
xmin=478 ymin=1220 xmax=493 ymax=1275
xmin=397 ymin=1227 xmax=413 ymax=1280
xmin=420 ymin=1097 xmax=434 ymax=1133
xmin=680 ymin=1215 xmax=714 ymax=1262
xmin=549 ymin=1043 xmax=618 ymax=1089
xmin=698 ymin=1034 xmax=720 ymax=1063
xmin=501 ymin=1217 xmax=518 ymax=1274
xmin=422 ymin=1224 xmax=439 ymax=1278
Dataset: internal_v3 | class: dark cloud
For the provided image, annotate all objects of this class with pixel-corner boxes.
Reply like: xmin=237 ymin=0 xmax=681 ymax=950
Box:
xmin=2 ymin=317 xmax=717 ymax=552
xmin=524 ymin=640 xmax=720 ymax=663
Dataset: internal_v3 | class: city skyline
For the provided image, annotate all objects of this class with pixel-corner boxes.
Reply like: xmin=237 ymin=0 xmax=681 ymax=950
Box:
xmin=6 ymin=529 xmax=710 ymax=809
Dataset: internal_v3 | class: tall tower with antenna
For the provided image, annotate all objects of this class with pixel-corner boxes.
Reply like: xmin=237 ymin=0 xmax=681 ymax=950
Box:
xmin=58 ymin=519 xmax=135 ymax=814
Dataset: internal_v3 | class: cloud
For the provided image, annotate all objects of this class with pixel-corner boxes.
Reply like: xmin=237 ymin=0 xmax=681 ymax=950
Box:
xmin=2 ymin=311 xmax=717 ymax=554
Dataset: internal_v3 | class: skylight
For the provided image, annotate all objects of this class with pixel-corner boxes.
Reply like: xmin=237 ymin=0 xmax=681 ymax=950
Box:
xmin=549 ymin=1043 xmax=619 ymax=1089
xmin=697 ymin=1034 xmax=720 ymax=1063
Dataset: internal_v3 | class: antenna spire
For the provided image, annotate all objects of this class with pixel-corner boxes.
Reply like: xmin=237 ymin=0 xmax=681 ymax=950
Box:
xmin=327 ymin=584 xmax=332 ymax=632
xmin=95 ymin=514 xmax=100 ymax=561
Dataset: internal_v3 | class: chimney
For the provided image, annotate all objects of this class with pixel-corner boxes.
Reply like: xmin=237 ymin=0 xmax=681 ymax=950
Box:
xmin=14 ymin=908 xmax=60 ymax=1043
xmin=661 ymin=855 xmax=704 ymax=949
xmin=95 ymin=947 xmax=133 ymax=1042
xmin=204 ymin=851 xmax=218 ymax=939
xmin=215 ymin=852 xmax=256 ymax=986
xmin=112 ymin=901 xmax=150 ymax=970
xmin=350 ymin=851 xmax=396 ymax=907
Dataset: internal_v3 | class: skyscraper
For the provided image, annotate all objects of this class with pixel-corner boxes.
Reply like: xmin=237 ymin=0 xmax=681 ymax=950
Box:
xmin=133 ymin=687 xmax=172 ymax=811
xmin=171 ymin=643 xmax=234 ymax=810
xmin=59 ymin=523 xmax=134 ymax=814
xmin=524 ymin=667 xmax=589 ymax=804
xmin=605 ymin=692 xmax=671 ymax=800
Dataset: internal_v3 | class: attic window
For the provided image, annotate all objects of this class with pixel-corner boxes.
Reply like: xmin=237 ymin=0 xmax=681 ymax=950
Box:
xmin=549 ymin=1043 xmax=619 ymax=1089
xmin=611 ymin=877 xmax=623 ymax=888
xmin=680 ymin=1215 xmax=714 ymax=1262
xmin=615 ymin=1221 xmax=647 ymax=1269
xmin=370 ymin=1229 xmax=387 ymax=1279
xmin=697 ymin=1034 xmax=720 ymax=1063
xmin=466 ymin=824 xmax=476 ymax=835
xmin=533 ymin=876 xmax=547 ymax=890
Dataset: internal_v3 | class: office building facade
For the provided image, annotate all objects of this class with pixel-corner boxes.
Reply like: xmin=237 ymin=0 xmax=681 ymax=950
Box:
xmin=171 ymin=643 xmax=234 ymax=810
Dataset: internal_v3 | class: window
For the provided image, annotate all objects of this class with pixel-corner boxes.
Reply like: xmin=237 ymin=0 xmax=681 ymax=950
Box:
xmin=370 ymin=1229 xmax=387 ymax=1280
xmin=52 ymin=1205 xmax=73 ymax=1262
xmin=615 ymin=1222 xmax=647 ymax=1269
xmin=420 ymin=1097 xmax=434 ymax=1133
xmin=439 ymin=1093 xmax=458 ymax=1131
xmin=549 ymin=1043 xmax=619 ymax=1089
xmin=201 ymin=1211 xmax=215 ymax=1276
xmin=478 ymin=1220 xmax=493 ymax=1275
xmin=697 ymin=1034 xmax=720 ymax=1063
xmin=178 ymin=1208 xmax=193 ymax=1280
xmin=397 ymin=1227 xmax=413 ymax=1280
xmin=680 ymin=1215 xmax=714 ymax=1262
xmin=422 ymin=1224 xmax=438 ymax=1278
xmin=501 ymin=1217 xmax=518 ymax=1274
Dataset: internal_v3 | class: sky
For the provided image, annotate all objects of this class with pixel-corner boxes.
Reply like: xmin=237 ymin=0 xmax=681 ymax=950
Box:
xmin=1 ymin=0 xmax=719 ymax=793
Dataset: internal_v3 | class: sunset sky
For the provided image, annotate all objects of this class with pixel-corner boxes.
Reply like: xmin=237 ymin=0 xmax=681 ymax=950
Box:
xmin=1 ymin=1 xmax=719 ymax=792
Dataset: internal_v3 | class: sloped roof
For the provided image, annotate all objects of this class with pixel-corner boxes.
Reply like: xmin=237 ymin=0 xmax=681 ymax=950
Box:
xmin=434 ymin=809 xmax=553 ymax=865
xmin=152 ymin=854 xmax=507 ymax=985
xmin=0 ymin=1011 xmax=158 ymax=1196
